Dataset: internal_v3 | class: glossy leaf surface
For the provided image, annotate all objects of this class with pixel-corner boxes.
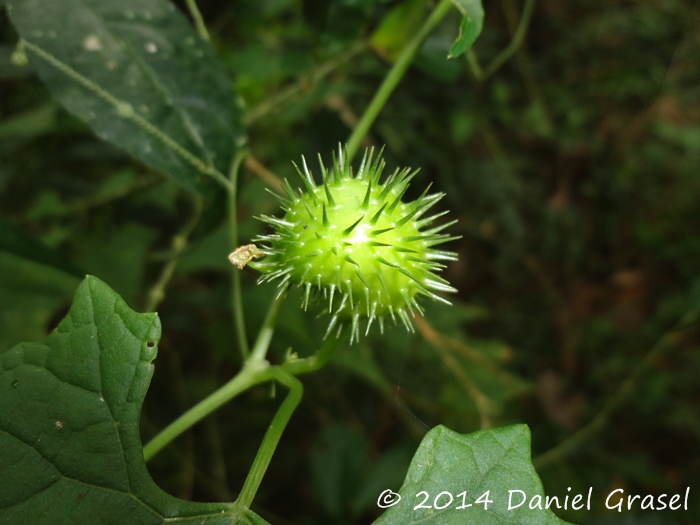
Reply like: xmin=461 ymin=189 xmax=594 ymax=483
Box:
xmin=6 ymin=0 xmax=246 ymax=193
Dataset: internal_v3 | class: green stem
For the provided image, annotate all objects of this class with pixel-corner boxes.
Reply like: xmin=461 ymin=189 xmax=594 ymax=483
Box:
xmin=466 ymin=0 xmax=537 ymax=81
xmin=281 ymin=335 xmax=343 ymax=376
xmin=229 ymin=150 xmax=251 ymax=359
xmin=184 ymin=0 xmax=211 ymax=42
xmin=237 ymin=367 xmax=303 ymax=508
xmin=143 ymin=290 xmax=284 ymax=461
xmin=345 ymin=0 xmax=453 ymax=160
xmin=250 ymin=288 xmax=288 ymax=363
xmin=244 ymin=40 xmax=367 ymax=126
xmin=143 ymin=291 xmax=342 ymax=510
xmin=465 ymin=48 xmax=484 ymax=79
xmin=144 ymin=192 xmax=203 ymax=312
xmin=143 ymin=361 xmax=273 ymax=462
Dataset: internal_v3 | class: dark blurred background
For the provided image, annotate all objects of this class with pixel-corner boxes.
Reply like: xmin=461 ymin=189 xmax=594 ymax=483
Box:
xmin=1 ymin=0 xmax=699 ymax=523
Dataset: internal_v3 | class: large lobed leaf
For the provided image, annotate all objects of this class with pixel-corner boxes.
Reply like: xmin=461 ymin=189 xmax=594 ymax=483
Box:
xmin=5 ymin=0 xmax=246 ymax=193
xmin=373 ymin=424 xmax=575 ymax=525
xmin=0 ymin=276 xmax=263 ymax=524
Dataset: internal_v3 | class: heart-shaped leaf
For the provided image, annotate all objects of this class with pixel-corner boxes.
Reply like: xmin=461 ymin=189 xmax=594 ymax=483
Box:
xmin=373 ymin=424 xmax=575 ymax=524
xmin=0 ymin=276 xmax=264 ymax=524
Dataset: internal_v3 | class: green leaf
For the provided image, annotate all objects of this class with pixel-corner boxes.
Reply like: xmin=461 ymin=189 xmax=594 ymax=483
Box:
xmin=0 ymin=276 xmax=263 ymax=524
xmin=373 ymin=425 xmax=575 ymax=525
xmin=448 ymin=0 xmax=484 ymax=58
xmin=5 ymin=0 xmax=246 ymax=193
xmin=0 ymin=215 xmax=84 ymax=277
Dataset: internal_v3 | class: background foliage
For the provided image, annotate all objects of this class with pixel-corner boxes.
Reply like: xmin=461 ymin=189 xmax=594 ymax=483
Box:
xmin=1 ymin=0 xmax=699 ymax=524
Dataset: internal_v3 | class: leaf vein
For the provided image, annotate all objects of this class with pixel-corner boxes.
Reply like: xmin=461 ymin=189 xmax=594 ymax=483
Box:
xmin=20 ymin=39 xmax=231 ymax=191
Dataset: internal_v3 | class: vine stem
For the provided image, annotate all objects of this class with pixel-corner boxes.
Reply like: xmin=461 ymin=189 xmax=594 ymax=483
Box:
xmin=184 ymin=0 xmax=211 ymax=42
xmin=144 ymin=192 xmax=203 ymax=312
xmin=229 ymin=150 xmax=251 ymax=359
xmin=237 ymin=368 xmax=303 ymax=509
xmin=229 ymin=329 xmax=343 ymax=509
xmin=244 ymin=40 xmax=367 ymax=126
xmin=143 ymin=361 xmax=273 ymax=462
xmin=143 ymin=290 xmax=286 ymax=462
xmin=466 ymin=0 xmax=537 ymax=81
xmin=280 ymin=335 xmax=344 ymax=376
xmin=250 ymin=286 xmax=288 ymax=362
xmin=345 ymin=0 xmax=454 ymax=161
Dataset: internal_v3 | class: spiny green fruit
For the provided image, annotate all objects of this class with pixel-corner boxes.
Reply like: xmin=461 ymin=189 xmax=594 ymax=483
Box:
xmin=249 ymin=146 xmax=459 ymax=343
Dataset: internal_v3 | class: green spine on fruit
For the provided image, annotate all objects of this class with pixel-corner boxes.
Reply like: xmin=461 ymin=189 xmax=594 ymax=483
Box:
xmin=249 ymin=146 xmax=459 ymax=343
